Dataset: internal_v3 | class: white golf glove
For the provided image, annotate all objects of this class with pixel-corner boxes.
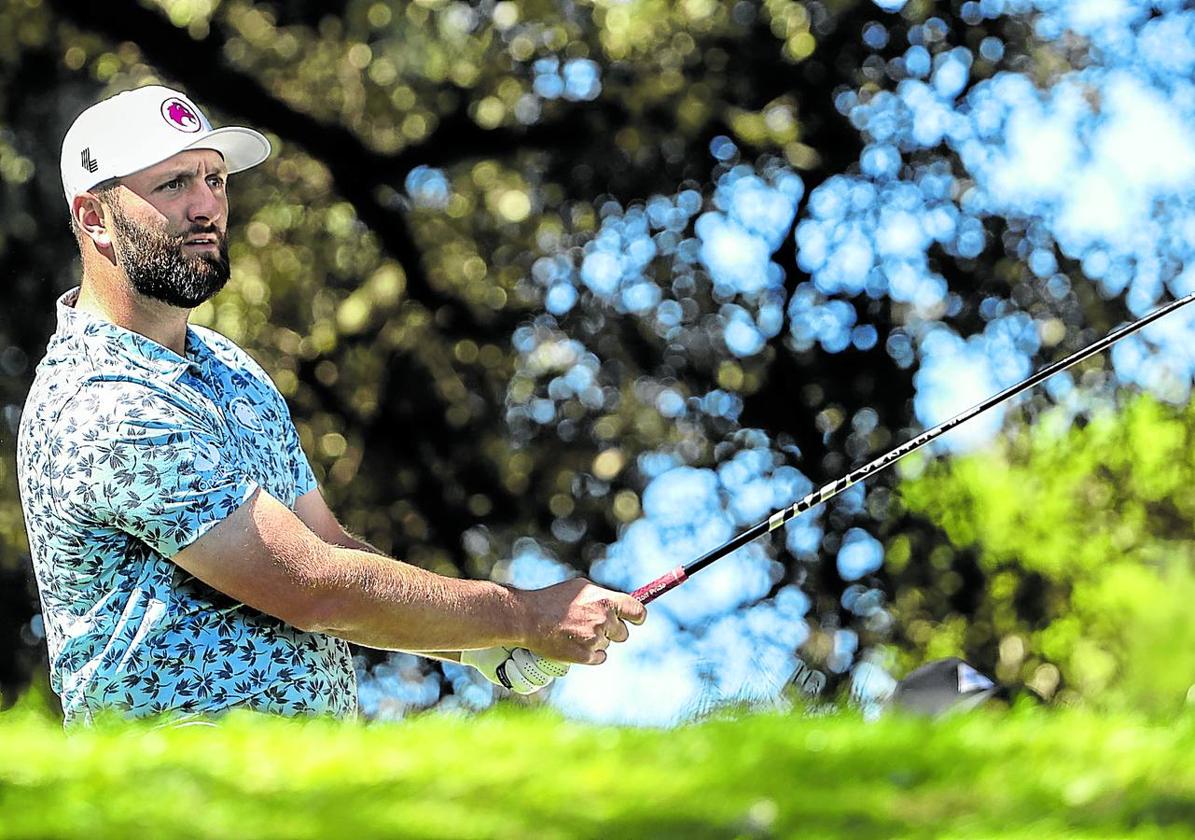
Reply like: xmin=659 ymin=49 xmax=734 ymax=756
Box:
xmin=460 ymin=646 xmax=570 ymax=695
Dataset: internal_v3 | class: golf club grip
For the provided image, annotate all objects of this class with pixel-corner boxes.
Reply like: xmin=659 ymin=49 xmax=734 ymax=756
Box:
xmin=630 ymin=566 xmax=688 ymax=604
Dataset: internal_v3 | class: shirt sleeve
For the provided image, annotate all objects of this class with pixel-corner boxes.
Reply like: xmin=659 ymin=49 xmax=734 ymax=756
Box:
xmin=51 ymin=383 xmax=259 ymax=558
xmin=281 ymin=410 xmax=318 ymax=500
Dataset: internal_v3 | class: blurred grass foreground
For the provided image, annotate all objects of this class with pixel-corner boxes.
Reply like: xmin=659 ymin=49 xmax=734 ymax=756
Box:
xmin=1 ymin=705 xmax=1193 ymax=839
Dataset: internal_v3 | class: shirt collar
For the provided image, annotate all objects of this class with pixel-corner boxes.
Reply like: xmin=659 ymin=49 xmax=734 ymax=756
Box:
xmin=55 ymin=287 xmax=203 ymax=382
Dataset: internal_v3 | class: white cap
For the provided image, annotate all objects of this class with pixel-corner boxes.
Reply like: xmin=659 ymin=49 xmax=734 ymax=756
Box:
xmin=60 ymin=85 xmax=271 ymax=207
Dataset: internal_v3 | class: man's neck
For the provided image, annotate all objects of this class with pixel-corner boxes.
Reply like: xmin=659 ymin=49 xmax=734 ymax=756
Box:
xmin=75 ymin=275 xmax=191 ymax=357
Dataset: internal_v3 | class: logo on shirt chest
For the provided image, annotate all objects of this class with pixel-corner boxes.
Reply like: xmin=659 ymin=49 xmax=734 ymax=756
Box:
xmin=228 ymin=397 xmax=265 ymax=432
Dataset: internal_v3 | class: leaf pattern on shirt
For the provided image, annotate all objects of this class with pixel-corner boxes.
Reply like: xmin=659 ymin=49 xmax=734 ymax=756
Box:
xmin=17 ymin=289 xmax=357 ymax=726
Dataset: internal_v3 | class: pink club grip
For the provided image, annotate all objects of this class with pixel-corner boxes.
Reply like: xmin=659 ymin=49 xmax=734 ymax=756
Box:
xmin=630 ymin=566 xmax=688 ymax=604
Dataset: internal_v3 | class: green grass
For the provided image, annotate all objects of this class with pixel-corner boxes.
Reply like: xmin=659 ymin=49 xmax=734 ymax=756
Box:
xmin=1 ymin=704 xmax=1192 ymax=839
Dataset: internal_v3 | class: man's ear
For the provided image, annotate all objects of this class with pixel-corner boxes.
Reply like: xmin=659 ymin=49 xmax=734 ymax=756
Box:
xmin=73 ymin=191 xmax=115 ymax=250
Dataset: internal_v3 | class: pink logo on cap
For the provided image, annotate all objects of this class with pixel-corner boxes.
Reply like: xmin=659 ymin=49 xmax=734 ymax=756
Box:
xmin=161 ymin=97 xmax=202 ymax=133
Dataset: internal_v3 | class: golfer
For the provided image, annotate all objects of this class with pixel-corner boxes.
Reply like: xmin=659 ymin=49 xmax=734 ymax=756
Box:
xmin=17 ymin=86 xmax=645 ymax=725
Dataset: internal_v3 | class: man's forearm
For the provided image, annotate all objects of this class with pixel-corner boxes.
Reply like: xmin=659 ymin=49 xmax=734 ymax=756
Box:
xmin=303 ymin=545 xmax=529 ymax=652
xmin=312 ymin=528 xmax=466 ymax=658
xmin=326 ymin=529 xmax=384 ymax=556
xmin=316 ymin=532 xmax=466 ymax=659
xmin=411 ymin=651 xmax=464 ymax=663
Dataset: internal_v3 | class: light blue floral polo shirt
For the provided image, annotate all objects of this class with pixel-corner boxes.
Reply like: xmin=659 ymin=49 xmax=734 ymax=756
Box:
xmin=17 ymin=288 xmax=357 ymax=725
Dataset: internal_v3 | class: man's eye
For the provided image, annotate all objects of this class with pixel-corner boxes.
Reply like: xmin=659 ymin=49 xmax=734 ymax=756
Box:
xmin=161 ymin=179 xmax=182 ymax=191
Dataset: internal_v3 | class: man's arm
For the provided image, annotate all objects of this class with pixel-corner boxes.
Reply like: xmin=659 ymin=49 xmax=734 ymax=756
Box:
xmin=293 ymin=488 xmax=461 ymax=662
xmin=173 ymin=488 xmax=643 ymax=663
xmin=294 ymin=488 xmax=382 ymax=554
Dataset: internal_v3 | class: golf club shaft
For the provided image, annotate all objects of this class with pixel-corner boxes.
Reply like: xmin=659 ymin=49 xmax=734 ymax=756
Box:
xmin=629 ymin=292 xmax=1195 ymax=604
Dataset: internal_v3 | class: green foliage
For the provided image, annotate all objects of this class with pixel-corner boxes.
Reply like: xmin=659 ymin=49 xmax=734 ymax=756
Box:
xmin=1 ymin=706 xmax=1193 ymax=838
xmin=893 ymin=395 xmax=1195 ymax=712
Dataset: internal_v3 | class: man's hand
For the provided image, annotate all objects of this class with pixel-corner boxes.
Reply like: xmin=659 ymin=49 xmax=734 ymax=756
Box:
xmin=460 ymin=646 xmax=570 ymax=695
xmin=517 ymin=578 xmax=647 ymax=665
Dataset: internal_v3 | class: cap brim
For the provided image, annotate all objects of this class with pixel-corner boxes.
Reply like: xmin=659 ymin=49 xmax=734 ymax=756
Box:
xmin=184 ymin=126 xmax=271 ymax=174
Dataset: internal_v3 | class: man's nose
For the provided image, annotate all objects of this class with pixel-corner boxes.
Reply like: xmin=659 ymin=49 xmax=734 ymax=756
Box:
xmin=187 ymin=181 xmax=224 ymax=225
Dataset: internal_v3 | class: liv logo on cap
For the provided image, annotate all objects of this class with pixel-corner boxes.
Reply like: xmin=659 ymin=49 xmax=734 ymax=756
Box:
xmin=161 ymin=97 xmax=202 ymax=133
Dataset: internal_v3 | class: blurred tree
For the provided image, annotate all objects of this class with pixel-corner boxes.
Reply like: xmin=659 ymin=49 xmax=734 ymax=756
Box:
xmin=892 ymin=395 xmax=1195 ymax=713
xmin=1 ymin=0 xmax=1190 ymax=717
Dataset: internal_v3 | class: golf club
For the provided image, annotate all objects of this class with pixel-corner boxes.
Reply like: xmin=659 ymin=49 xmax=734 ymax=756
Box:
xmin=629 ymin=292 xmax=1195 ymax=604
xmin=507 ymin=293 xmax=1195 ymax=686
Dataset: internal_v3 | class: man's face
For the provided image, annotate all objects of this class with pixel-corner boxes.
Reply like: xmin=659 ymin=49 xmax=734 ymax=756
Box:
xmin=103 ymin=149 xmax=232 ymax=309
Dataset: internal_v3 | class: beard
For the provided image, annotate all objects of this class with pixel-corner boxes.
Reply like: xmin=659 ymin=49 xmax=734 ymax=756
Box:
xmin=107 ymin=199 xmax=230 ymax=309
